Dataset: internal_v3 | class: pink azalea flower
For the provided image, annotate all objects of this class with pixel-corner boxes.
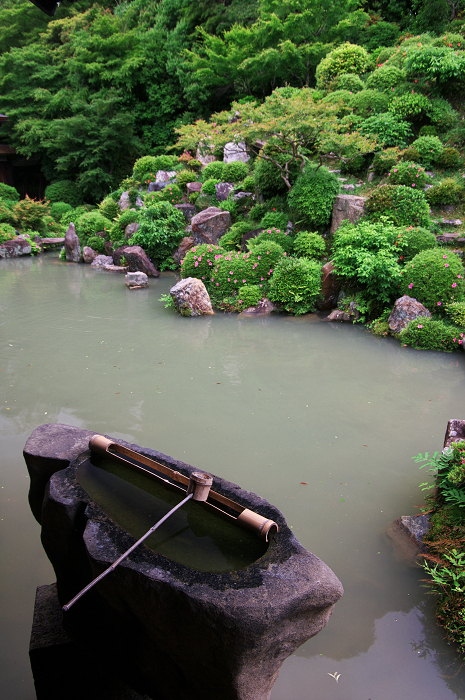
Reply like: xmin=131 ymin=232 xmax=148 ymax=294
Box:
xmin=445 ymin=263 xmax=449 ymax=267
xmin=438 ymin=301 xmax=442 ymax=305
xmin=243 ymin=280 xmax=246 ymax=283
xmin=408 ymin=283 xmax=413 ymax=288
xmin=452 ymin=283 xmax=457 ymax=287
xmin=418 ymin=324 xmax=423 ymax=328
xmin=443 ymin=255 xmax=448 ymax=259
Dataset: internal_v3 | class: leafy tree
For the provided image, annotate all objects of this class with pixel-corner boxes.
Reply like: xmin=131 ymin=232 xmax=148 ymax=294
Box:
xmin=175 ymin=88 xmax=376 ymax=190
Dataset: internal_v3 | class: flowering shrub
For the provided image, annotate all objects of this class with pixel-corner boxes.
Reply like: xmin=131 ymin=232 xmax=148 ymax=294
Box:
xmin=268 ymin=257 xmax=322 ymax=315
xmin=218 ymin=221 xmax=254 ymax=251
xmin=366 ymin=185 xmax=430 ymax=227
xmin=247 ymin=227 xmax=294 ymax=254
xmin=235 ymin=285 xmax=262 ymax=310
xmin=372 ymin=147 xmax=402 ymax=174
xmin=400 ymin=249 xmax=465 ymax=311
xmin=401 ymin=317 xmax=463 ymax=351
xmin=446 ymin=301 xmax=465 ymax=327
xmin=0 ymin=223 xmax=17 ymax=242
xmin=129 ymin=201 xmax=185 ymax=268
xmin=288 ymin=167 xmax=340 ymax=229
xmin=148 ymin=184 xmax=183 ymax=205
xmin=388 ymin=161 xmax=427 ymax=187
xmin=399 ymin=227 xmax=437 ymax=261
xmin=292 ymin=231 xmax=326 ymax=259
xmin=425 ymin=178 xmax=464 ymax=206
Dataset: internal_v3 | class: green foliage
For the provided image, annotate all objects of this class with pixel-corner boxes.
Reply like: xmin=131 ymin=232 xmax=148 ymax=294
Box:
xmin=400 ymin=249 xmax=465 ymax=311
xmin=86 ymin=235 xmax=106 ymax=253
xmin=331 ymin=72 xmax=364 ymax=92
xmin=340 ymin=153 xmax=368 ymax=174
xmin=60 ymin=205 xmax=94 ymax=229
xmin=401 ymin=317 xmax=464 ymax=351
xmin=44 ymin=181 xmax=82 ymax=208
xmin=201 ymin=178 xmax=221 ymax=195
xmin=254 ymin=150 xmax=300 ymax=197
xmin=405 ymin=46 xmax=465 ymax=90
xmin=201 ymin=161 xmax=226 ymax=181
xmin=242 ymin=175 xmax=255 ymax=192
xmin=321 ymin=90 xmax=353 ymax=116
xmin=247 ymin=227 xmax=294 ymax=254
xmin=133 ymin=155 xmax=178 ymax=181
xmin=129 ymin=200 xmax=185 ymax=268
xmin=13 ymin=195 xmax=50 ymax=231
xmin=268 ymin=256 xmax=322 ymax=315
xmin=360 ymin=20 xmax=400 ymax=52
xmin=372 ymin=147 xmax=402 ymax=174
xmin=146 ymin=184 xmax=183 ymax=206
xmin=410 ymin=135 xmax=444 ymax=169
xmin=419 ymin=125 xmax=438 ymax=137
xmin=259 ymin=211 xmax=289 ymax=232
xmin=389 ymin=93 xmax=431 ymax=122
xmin=429 ymin=98 xmax=459 ymax=132
xmin=0 ymin=182 xmax=19 ymax=201
xmin=400 ymin=226 xmax=438 ymax=260
xmin=425 ymin=178 xmax=464 ymax=206
xmin=76 ymin=211 xmax=112 ymax=242
xmin=388 ymin=161 xmax=427 ymax=187
xmin=293 ymin=231 xmax=326 ymax=259
xmin=365 ymin=64 xmax=405 ymax=91
xmin=223 ymin=161 xmax=248 ymax=182
xmin=439 ymin=147 xmax=462 ymax=168
xmin=181 ymin=243 xmax=227 ymax=281
xmin=316 ymin=42 xmax=370 ymax=89
xmin=218 ymin=220 xmax=253 ymax=250
xmin=366 ymin=185 xmax=431 ymax=227
xmin=432 ymin=33 xmax=465 ymax=51
xmin=218 ymin=196 xmax=239 ymax=219
xmin=0 ymin=200 xmax=16 ymax=225
xmin=249 ymin=203 xmax=268 ymax=222
xmin=287 ymin=167 xmax=340 ymax=229
xmin=348 ymin=89 xmax=391 ymax=117
xmin=50 ymin=202 xmax=72 ymax=221
xmin=176 ymin=170 xmax=199 ymax=188
xmin=446 ymin=301 xmax=465 ymax=327
xmin=0 ymin=223 xmax=17 ymax=242
xmin=98 ymin=198 xmax=120 ymax=221
xmin=331 ymin=218 xmax=404 ymax=305
xmin=235 ymin=285 xmax=263 ymax=310
xmin=359 ymin=113 xmax=413 ymax=148
xmin=110 ymin=208 xmax=141 ymax=242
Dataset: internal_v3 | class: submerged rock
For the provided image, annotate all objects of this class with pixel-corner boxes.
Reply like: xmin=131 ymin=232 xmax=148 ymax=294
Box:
xmin=125 ymin=271 xmax=148 ymax=288
xmin=238 ymin=298 xmax=277 ymax=316
xmin=170 ymin=277 xmax=214 ymax=316
xmin=388 ymin=295 xmax=432 ymax=334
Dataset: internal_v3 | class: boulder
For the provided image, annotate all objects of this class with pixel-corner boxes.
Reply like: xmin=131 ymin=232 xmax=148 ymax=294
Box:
xmin=174 ymin=203 xmax=196 ymax=223
xmin=170 ymin=277 xmax=214 ymax=316
xmin=215 ymin=182 xmax=235 ymax=202
xmin=241 ymin=228 xmax=262 ymax=252
xmin=196 ymin=146 xmax=216 ymax=167
xmin=91 ymin=255 xmax=114 ymax=268
xmin=238 ymin=298 xmax=277 ymax=316
xmin=64 ymin=223 xmax=81 ymax=263
xmin=124 ymin=222 xmax=140 ymax=240
xmin=125 ymin=271 xmax=149 ymax=288
xmin=324 ymin=309 xmax=351 ymax=322
xmin=341 ymin=184 xmax=355 ymax=191
xmin=317 ymin=261 xmax=340 ymax=310
xmin=82 ymin=246 xmax=98 ymax=264
xmin=223 ymin=141 xmax=249 ymax=164
xmin=102 ymin=264 xmax=128 ymax=273
xmin=388 ymin=295 xmax=432 ymax=334
xmin=173 ymin=236 xmax=195 ymax=265
xmin=330 ymin=194 xmax=366 ymax=235
xmin=104 ymin=241 xmax=114 ymax=256
xmin=147 ymin=181 xmax=167 ymax=193
xmin=191 ymin=207 xmax=232 ymax=246
xmin=186 ymin=182 xmax=202 ymax=195
xmin=113 ymin=245 xmax=159 ymax=277
xmin=0 ymin=237 xmax=32 ymax=258
xmin=155 ymin=170 xmax=177 ymax=182
xmin=118 ymin=191 xmax=144 ymax=211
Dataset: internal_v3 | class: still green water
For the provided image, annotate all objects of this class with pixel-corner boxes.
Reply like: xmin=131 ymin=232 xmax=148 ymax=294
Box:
xmin=1 ymin=253 xmax=465 ymax=699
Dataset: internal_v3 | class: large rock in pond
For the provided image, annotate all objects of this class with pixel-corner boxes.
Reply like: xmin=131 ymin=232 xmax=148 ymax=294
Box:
xmin=91 ymin=255 xmax=114 ymax=269
xmin=191 ymin=207 xmax=231 ymax=245
xmin=330 ymin=194 xmax=366 ymax=235
xmin=238 ymin=298 xmax=277 ymax=316
xmin=0 ymin=237 xmax=32 ymax=258
xmin=23 ymin=423 xmax=344 ymax=700
xmin=388 ymin=295 xmax=432 ymax=334
xmin=170 ymin=277 xmax=214 ymax=316
xmin=113 ymin=245 xmax=159 ymax=277
xmin=82 ymin=246 xmax=98 ymax=264
xmin=64 ymin=223 xmax=81 ymax=263
xmin=125 ymin=271 xmax=148 ymax=288
xmin=317 ymin=261 xmax=340 ymax=310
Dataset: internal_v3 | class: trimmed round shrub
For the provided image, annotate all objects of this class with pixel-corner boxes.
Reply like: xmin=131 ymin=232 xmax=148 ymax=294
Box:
xmin=438 ymin=147 xmax=462 ymax=169
xmin=241 ymin=175 xmax=255 ymax=192
xmin=0 ymin=223 xmax=17 ymax=242
xmin=247 ymin=227 xmax=294 ymax=254
xmin=0 ymin=200 xmax=16 ymax=224
xmin=432 ymin=33 xmax=464 ymax=50
xmin=293 ymin=231 xmax=326 ymax=259
xmin=133 ymin=155 xmax=178 ymax=180
xmin=86 ymin=235 xmax=106 ymax=253
xmin=0 ymin=183 xmax=19 ymax=201
xmin=201 ymin=178 xmax=221 ymax=195
xmin=399 ymin=227 xmax=438 ymax=260
xmin=331 ymin=72 xmax=365 ymax=92
xmin=401 ymin=317 xmax=464 ymax=351
xmin=129 ymin=200 xmax=185 ymax=268
xmin=348 ymin=89 xmax=391 ymax=117
xmin=45 ymin=180 xmax=82 ymax=207
xmin=176 ymin=170 xmax=199 ymax=188
xmin=321 ymin=90 xmax=353 ymax=116
xmin=288 ymin=167 xmax=340 ymax=229
xmin=372 ymin=147 xmax=402 ymax=174
xmin=187 ymin=159 xmax=202 ymax=171
xmin=365 ymin=65 xmax=405 ymax=91
xmin=316 ymin=43 xmax=370 ymax=89
xmin=268 ymin=257 xmax=322 ymax=315
xmin=410 ymin=136 xmax=444 ymax=169
xmin=60 ymin=205 xmax=94 ymax=229
xmin=201 ymin=161 xmax=225 ymax=181
xmin=50 ymin=202 xmax=72 ymax=221
xmin=360 ymin=113 xmax=413 ymax=148
xmin=76 ymin=211 xmax=112 ymax=241
xmin=98 ymin=198 xmax=120 ymax=220
xmin=223 ymin=161 xmax=248 ymax=182
xmin=446 ymin=301 xmax=465 ymax=327
xmin=400 ymin=248 xmax=465 ymax=311
xmin=429 ymin=98 xmax=459 ymax=132
xmin=389 ymin=93 xmax=431 ymax=122
xmin=235 ymin=285 xmax=263 ymax=311
xmin=425 ymin=178 xmax=464 ymax=206
xmin=259 ymin=211 xmax=288 ymax=231
xmin=366 ymin=185 xmax=430 ymax=227
xmin=388 ymin=161 xmax=427 ymax=187
xmin=181 ymin=244 xmax=227 ymax=281
xmin=249 ymin=203 xmax=268 ymax=222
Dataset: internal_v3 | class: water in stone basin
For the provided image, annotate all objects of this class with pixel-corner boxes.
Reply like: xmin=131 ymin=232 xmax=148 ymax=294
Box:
xmin=2 ymin=253 xmax=465 ymax=699
xmin=77 ymin=453 xmax=267 ymax=572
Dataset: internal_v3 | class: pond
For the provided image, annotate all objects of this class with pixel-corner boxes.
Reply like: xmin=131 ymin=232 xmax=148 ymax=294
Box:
xmin=1 ymin=253 xmax=465 ymax=700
